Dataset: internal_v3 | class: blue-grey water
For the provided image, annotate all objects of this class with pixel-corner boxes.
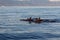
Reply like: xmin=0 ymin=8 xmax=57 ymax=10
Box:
xmin=0 ymin=6 xmax=60 ymax=40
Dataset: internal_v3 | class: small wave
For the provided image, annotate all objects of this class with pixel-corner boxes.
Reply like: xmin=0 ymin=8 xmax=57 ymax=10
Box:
xmin=0 ymin=32 xmax=60 ymax=40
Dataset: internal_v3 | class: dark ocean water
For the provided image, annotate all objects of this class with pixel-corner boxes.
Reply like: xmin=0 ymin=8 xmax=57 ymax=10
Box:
xmin=0 ymin=6 xmax=60 ymax=40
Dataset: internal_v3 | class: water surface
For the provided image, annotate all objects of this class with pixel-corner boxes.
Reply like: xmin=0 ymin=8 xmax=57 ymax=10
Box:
xmin=0 ymin=6 xmax=60 ymax=40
